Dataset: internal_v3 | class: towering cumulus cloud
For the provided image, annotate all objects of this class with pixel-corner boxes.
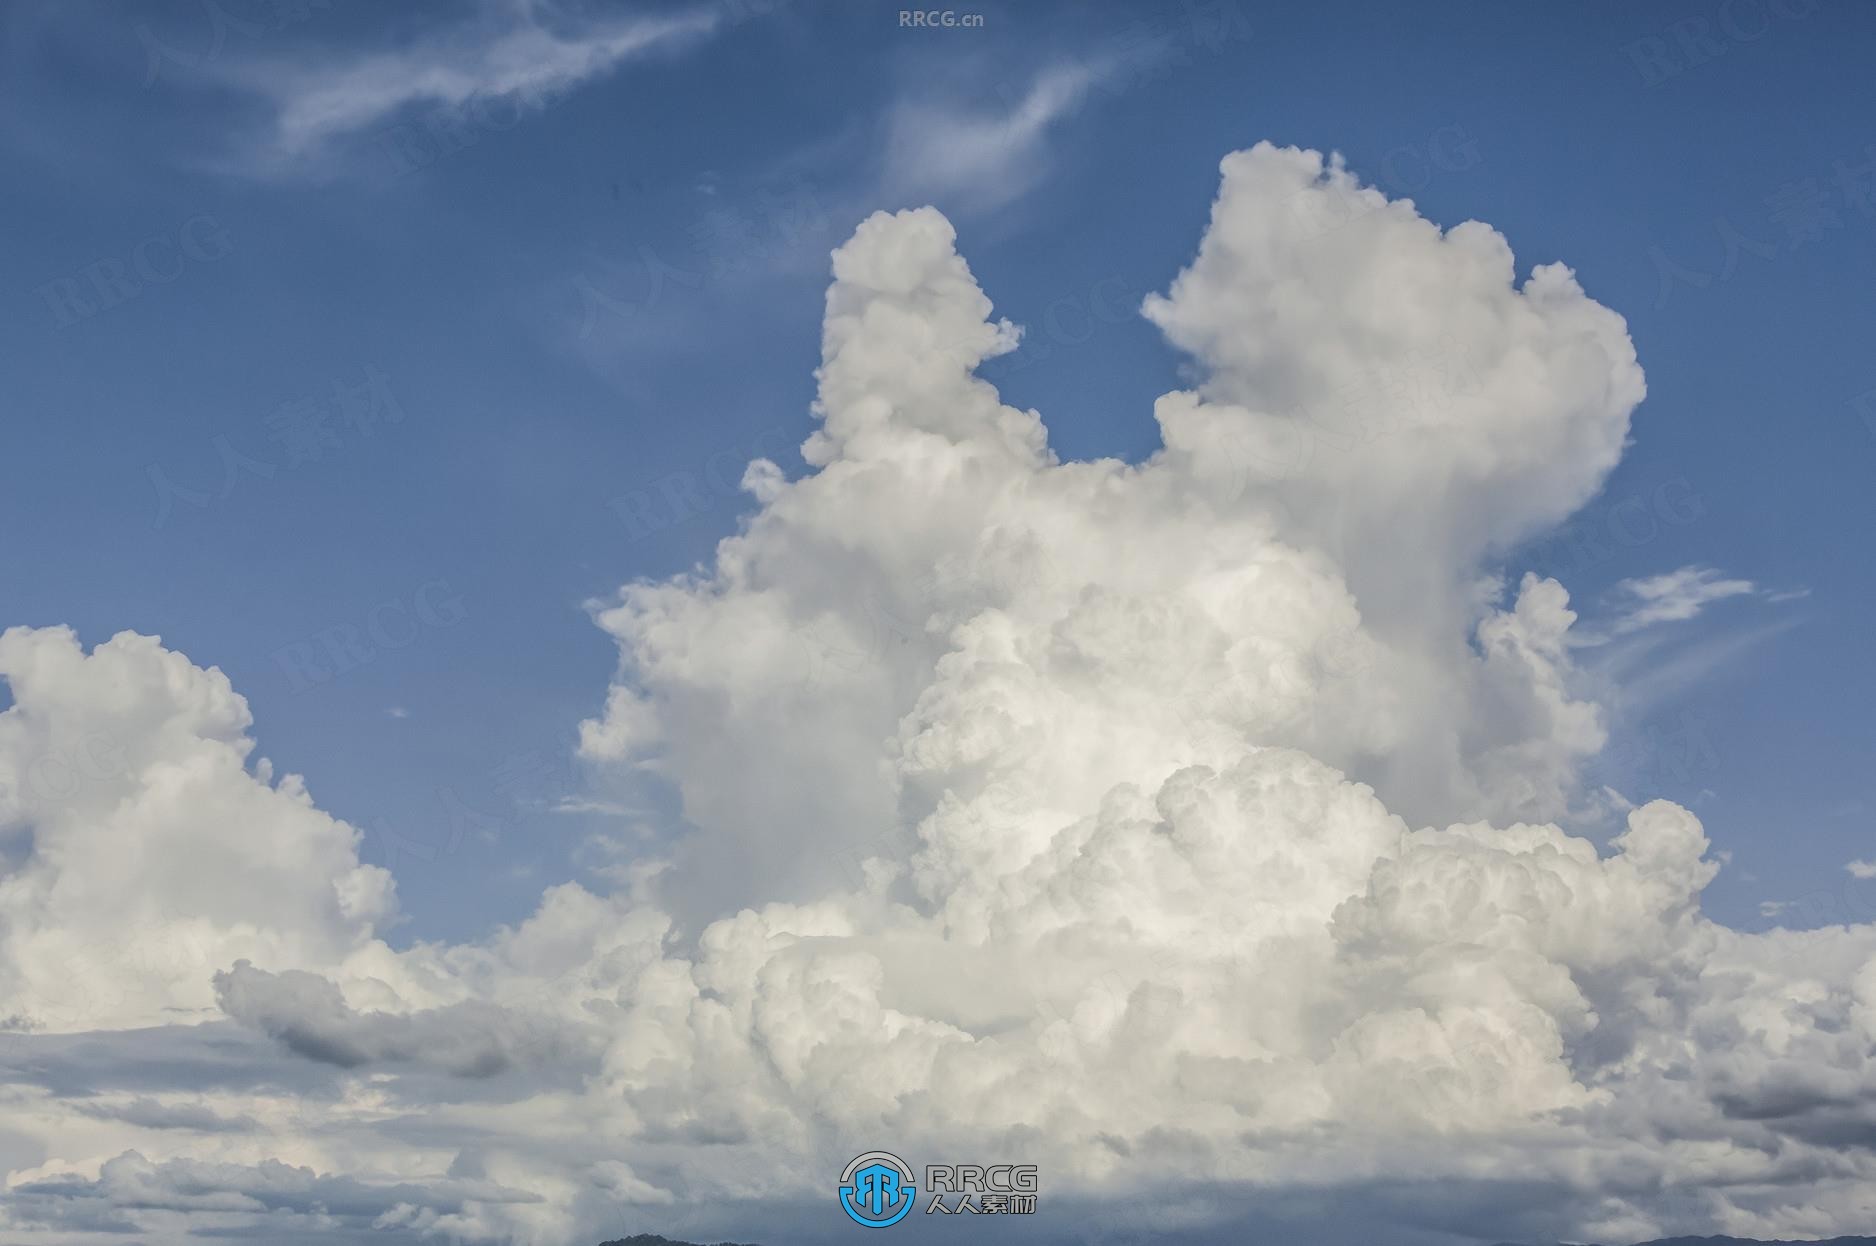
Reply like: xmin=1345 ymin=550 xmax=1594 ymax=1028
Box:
xmin=3 ymin=144 xmax=1873 ymax=1246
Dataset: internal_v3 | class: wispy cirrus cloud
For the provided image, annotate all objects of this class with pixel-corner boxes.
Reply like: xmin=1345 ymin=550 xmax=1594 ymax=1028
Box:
xmin=1572 ymin=563 xmax=1795 ymax=651
xmin=885 ymin=64 xmax=1099 ymax=211
xmin=880 ymin=42 xmax=1167 ymax=213
xmin=238 ymin=1 xmax=721 ymax=164
xmin=1605 ymin=564 xmax=1761 ymax=634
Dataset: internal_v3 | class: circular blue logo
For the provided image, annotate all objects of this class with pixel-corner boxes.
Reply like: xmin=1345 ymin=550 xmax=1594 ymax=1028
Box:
xmin=838 ymin=1150 xmax=916 ymax=1228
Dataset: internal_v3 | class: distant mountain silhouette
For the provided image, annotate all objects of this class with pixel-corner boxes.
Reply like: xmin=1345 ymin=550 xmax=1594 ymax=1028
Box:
xmin=596 ymin=1236 xmax=761 ymax=1246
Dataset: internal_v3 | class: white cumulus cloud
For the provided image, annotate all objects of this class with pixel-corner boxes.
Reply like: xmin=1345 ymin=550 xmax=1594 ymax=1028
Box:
xmin=3 ymin=145 xmax=1872 ymax=1246
xmin=0 ymin=626 xmax=400 ymax=1035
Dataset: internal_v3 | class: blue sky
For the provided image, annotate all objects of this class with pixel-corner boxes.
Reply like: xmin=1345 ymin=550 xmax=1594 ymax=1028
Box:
xmin=4 ymin=0 xmax=1873 ymax=950
xmin=13 ymin=6 xmax=1876 ymax=1244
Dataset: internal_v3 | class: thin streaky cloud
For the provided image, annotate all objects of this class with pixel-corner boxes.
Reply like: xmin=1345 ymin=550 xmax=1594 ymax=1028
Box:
xmin=549 ymin=797 xmax=638 ymax=817
xmin=1610 ymin=564 xmax=1759 ymax=632
xmin=247 ymin=3 xmax=721 ymax=159
xmin=1596 ymin=615 xmax=1804 ymax=722
xmin=883 ymin=55 xmax=1134 ymax=212
xmin=1574 ymin=563 xmax=1785 ymax=647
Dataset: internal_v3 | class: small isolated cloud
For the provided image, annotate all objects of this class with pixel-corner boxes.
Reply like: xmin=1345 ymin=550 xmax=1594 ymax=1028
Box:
xmin=1847 ymin=859 xmax=1876 ymax=879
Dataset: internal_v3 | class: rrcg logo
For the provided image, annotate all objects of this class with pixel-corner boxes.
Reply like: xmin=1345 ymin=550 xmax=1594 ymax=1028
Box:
xmin=839 ymin=1151 xmax=916 ymax=1228
xmin=839 ymin=1152 xmax=1040 ymax=1225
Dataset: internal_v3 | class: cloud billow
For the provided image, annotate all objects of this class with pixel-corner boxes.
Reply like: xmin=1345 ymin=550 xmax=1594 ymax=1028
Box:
xmin=2 ymin=144 xmax=1869 ymax=1246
